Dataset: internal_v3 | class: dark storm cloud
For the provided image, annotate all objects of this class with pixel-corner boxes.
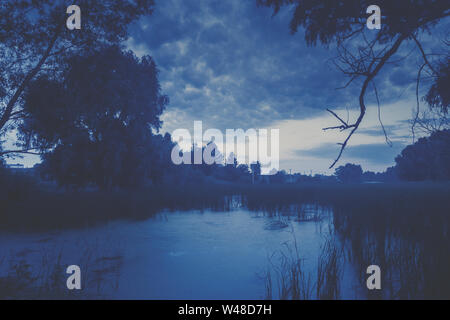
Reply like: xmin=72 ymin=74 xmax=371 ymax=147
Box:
xmin=127 ymin=0 xmax=370 ymax=130
xmin=389 ymin=68 xmax=413 ymax=87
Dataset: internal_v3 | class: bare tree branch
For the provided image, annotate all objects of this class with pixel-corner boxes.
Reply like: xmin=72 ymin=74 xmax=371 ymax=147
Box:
xmin=412 ymin=34 xmax=438 ymax=75
xmin=411 ymin=62 xmax=427 ymax=142
xmin=326 ymin=34 xmax=407 ymax=168
xmin=372 ymin=80 xmax=392 ymax=146
xmin=0 ymin=149 xmax=41 ymax=156
xmin=0 ymin=21 xmax=64 ymax=133
xmin=322 ymin=108 xmax=354 ymax=131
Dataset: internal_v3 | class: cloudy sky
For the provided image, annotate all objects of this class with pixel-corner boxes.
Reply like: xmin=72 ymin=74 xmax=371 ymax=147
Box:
xmin=9 ymin=0 xmax=449 ymax=173
xmin=123 ymin=0 xmax=450 ymax=174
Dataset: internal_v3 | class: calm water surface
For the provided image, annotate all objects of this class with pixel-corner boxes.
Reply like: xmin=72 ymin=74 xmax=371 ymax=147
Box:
xmin=0 ymin=208 xmax=362 ymax=299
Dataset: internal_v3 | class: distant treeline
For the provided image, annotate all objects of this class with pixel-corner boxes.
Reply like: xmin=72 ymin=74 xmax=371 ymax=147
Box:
xmin=1 ymin=129 xmax=450 ymax=189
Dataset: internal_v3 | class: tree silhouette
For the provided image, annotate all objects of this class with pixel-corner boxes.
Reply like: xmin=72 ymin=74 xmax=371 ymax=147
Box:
xmin=257 ymin=0 xmax=450 ymax=167
xmin=20 ymin=46 xmax=169 ymax=188
xmin=251 ymin=161 xmax=262 ymax=176
xmin=395 ymin=129 xmax=450 ymax=181
xmin=0 ymin=0 xmax=155 ymax=156
xmin=335 ymin=163 xmax=363 ymax=183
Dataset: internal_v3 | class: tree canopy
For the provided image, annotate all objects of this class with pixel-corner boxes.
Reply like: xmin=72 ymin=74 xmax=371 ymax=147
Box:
xmin=257 ymin=0 xmax=449 ymax=45
xmin=334 ymin=163 xmax=363 ymax=183
xmin=395 ymin=129 xmax=450 ymax=181
xmin=0 ymin=0 xmax=156 ymax=152
xmin=21 ymin=46 xmax=170 ymax=188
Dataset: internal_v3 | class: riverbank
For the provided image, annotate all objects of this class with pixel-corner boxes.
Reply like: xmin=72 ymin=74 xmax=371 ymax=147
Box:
xmin=1 ymin=173 xmax=449 ymax=232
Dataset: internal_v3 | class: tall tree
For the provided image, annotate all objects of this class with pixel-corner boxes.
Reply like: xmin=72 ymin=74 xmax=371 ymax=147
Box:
xmin=335 ymin=163 xmax=363 ymax=183
xmin=20 ymin=46 xmax=169 ymax=188
xmin=0 ymin=0 xmax=155 ymax=155
xmin=251 ymin=161 xmax=262 ymax=176
xmin=395 ymin=129 xmax=450 ymax=181
xmin=257 ymin=0 xmax=450 ymax=167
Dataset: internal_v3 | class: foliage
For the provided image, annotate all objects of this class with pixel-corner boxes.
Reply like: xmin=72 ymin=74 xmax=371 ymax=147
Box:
xmin=250 ymin=161 xmax=262 ymax=176
xmin=257 ymin=0 xmax=449 ymax=45
xmin=334 ymin=163 xmax=363 ymax=183
xmin=395 ymin=129 xmax=450 ymax=181
xmin=20 ymin=47 xmax=170 ymax=188
xmin=0 ymin=0 xmax=156 ymax=145
xmin=425 ymin=60 xmax=450 ymax=114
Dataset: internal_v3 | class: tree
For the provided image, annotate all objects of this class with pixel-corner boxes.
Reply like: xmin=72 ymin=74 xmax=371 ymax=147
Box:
xmin=0 ymin=154 xmax=5 ymax=170
xmin=257 ymin=0 xmax=450 ymax=167
xmin=383 ymin=166 xmax=398 ymax=182
xmin=251 ymin=161 xmax=261 ymax=175
xmin=335 ymin=163 xmax=363 ymax=183
xmin=411 ymin=57 xmax=450 ymax=140
xmin=149 ymin=133 xmax=177 ymax=184
xmin=395 ymin=129 xmax=450 ymax=181
xmin=19 ymin=46 xmax=169 ymax=188
xmin=424 ymin=60 xmax=450 ymax=114
xmin=0 ymin=0 xmax=156 ymax=156
xmin=362 ymin=170 xmax=377 ymax=182
xmin=250 ymin=161 xmax=262 ymax=183
xmin=270 ymin=169 xmax=287 ymax=183
xmin=411 ymin=106 xmax=450 ymax=137
xmin=237 ymin=164 xmax=250 ymax=175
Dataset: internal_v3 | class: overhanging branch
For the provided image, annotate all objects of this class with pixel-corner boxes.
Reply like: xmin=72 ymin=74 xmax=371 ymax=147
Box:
xmin=325 ymin=34 xmax=407 ymax=168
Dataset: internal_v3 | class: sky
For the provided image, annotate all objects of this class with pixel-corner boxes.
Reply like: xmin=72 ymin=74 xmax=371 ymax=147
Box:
xmin=6 ymin=0 xmax=449 ymax=174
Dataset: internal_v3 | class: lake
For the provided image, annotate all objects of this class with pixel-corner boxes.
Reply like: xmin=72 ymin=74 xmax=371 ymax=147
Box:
xmin=0 ymin=206 xmax=367 ymax=299
xmin=2 ymin=191 xmax=449 ymax=300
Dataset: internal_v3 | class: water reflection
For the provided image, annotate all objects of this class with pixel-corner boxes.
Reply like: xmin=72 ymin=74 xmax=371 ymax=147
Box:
xmin=1 ymin=202 xmax=449 ymax=299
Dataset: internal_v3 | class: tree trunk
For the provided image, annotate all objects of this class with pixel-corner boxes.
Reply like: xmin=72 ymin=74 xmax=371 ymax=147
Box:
xmin=0 ymin=25 xmax=62 ymax=133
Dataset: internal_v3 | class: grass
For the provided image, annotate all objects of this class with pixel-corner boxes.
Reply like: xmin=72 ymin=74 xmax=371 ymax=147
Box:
xmin=0 ymin=237 xmax=123 ymax=299
xmin=264 ymin=228 xmax=343 ymax=300
xmin=249 ymin=182 xmax=450 ymax=299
